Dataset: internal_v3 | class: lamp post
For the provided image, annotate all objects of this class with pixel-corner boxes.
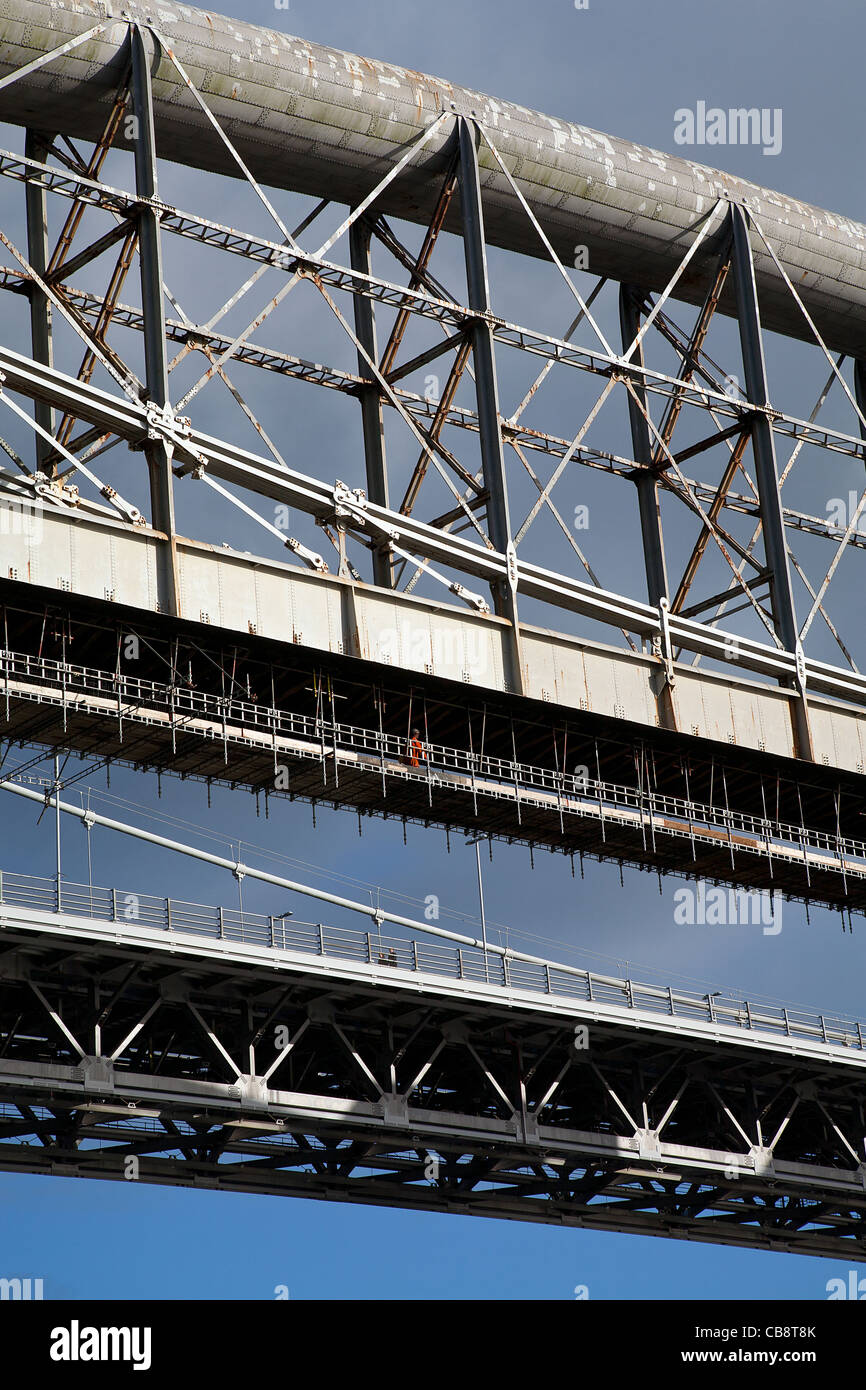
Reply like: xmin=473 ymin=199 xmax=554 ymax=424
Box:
xmin=465 ymin=834 xmax=489 ymax=982
xmin=54 ymin=753 xmax=61 ymax=911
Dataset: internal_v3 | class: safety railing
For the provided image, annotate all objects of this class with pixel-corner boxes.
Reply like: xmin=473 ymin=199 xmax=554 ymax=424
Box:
xmin=0 ymin=866 xmax=863 ymax=1053
xmin=2 ymin=646 xmax=865 ymax=879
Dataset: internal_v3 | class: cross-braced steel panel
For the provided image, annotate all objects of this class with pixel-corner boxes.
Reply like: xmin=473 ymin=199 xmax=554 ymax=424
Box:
xmin=0 ymin=1 xmax=864 ymax=740
xmin=1 ymin=893 xmax=866 ymax=1259
xmin=0 ymin=2 xmax=865 ymax=1260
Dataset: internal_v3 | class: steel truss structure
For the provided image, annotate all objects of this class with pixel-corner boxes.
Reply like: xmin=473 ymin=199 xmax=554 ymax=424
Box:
xmin=0 ymin=594 xmax=864 ymax=913
xmin=0 ymin=0 xmax=865 ymax=1255
xmin=0 ymin=14 xmax=861 ymax=904
xmin=2 ymin=881 xmax=866 ymax=1260
xmin=0 ymin=10 xmax=863 ymax=735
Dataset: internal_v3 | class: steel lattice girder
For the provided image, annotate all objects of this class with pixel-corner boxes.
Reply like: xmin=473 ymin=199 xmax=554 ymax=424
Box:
xmin=1 ymin=904 xmax=866 ymax=1259
xmin=4 ymin=257 xmax=866 ymax=543
xmin=1 ymin=145 xmax=865 ymax=467
xmin=2 ymin=0 xmax=866 ymax=358
xmin=0 ymin=126 xmax=862 ymax=703
xmin=0 ymin=69 xmax=863 ymax=719
xmin=1 ymin=341 xmax=865 ymax=712
xmin=0 ymin=7 xmax=862 ymax=899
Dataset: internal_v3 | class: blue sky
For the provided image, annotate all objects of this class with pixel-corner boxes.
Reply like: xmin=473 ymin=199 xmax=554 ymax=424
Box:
xmin=0 ymin=0 xmax=864 ymax=1299
xmin=0 ymin=1169 xmax=855 ymax=1301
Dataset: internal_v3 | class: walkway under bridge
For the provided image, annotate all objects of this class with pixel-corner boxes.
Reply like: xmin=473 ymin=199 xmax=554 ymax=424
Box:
xmin=0 ymin=592 xmax=864 ymax=914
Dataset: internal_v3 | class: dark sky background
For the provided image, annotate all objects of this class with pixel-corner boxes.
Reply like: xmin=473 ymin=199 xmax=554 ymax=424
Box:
xmin=0 ymin=0 xmax=864 ymax=1300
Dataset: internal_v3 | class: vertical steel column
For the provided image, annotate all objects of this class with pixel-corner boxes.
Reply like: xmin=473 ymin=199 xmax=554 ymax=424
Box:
xmin=24 ymin=129 xmax=55 ymax=473
xmin=457 ymin=117 xmax=523 ymax=692
xmin=53 ymin=753 xmax=62 ymax=906
xmin=457 ymin=118 xmax=512 ymax=562
xmin=855 ymin=361 xmax=866 ymax=459
xmin=349 ymin=219 xmax=393 ymax=588
xmin=731 ymin=204 xmax=812 ymax=759
xmin=130 ymin=23 xmax=180 ymax=617
xmin=619 ymin=284 xmax=669 ymax=607
xmin=621 ymin=282 xmax=676 ymax=731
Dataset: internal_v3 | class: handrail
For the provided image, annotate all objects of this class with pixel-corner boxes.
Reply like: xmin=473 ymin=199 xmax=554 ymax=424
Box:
xmin=2 ymin=647 xmax=865 ymax=881
xmin=0 ymin=866 xmax=862 ymax=1053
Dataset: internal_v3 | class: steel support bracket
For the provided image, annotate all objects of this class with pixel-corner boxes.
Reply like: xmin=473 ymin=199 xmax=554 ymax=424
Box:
xmin=143 ymin=403 xmax=199 ymax=467
xmin=750 ymin=1145 xmax=775 ymax=1177
xmin=655 ymin=598 xmax=676 ymax=688
xmin=20 ymin=471 xmax=81 ymax=509
xmin=637 ymin=1128 xmax=662 ymax=1160
xmin=794 ymin=640 xmax=808 ymax=698
xmin=99 ymin=483 xmax=144 ymax=527
xmin=284 ymin=536 xmax=328 ymax=574
xmin=506 ymin=540 xmax=519 ymax=595
xmin=382 ymin=1094 xmax=408 ymax=1125
xmin=145 ymin=403 xmax=191 ymax=442
xmin=390 ymin=541 xmax=490 ymax=614
xmin=448 ymin=581 xmax=491 ymax=615
xmin=333 ymin=479 xmax=400 ymax=542
xmin=80 ymin=1056 xmax=115 ymax=1091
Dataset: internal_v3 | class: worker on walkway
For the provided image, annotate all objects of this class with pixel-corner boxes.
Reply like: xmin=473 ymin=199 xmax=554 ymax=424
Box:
xmin=407 ymin=727 xmax=427 ymax=768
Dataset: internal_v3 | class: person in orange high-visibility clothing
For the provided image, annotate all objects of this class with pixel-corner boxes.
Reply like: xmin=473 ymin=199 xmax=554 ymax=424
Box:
xmin=407 ymin=727 xmax=427 ymax=768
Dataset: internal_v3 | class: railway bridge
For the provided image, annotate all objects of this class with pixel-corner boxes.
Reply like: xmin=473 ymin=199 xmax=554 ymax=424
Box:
xmin=1 ymin=863 xmax=865 ymax=1260
xmin=0 ymin=0 xmax=864 ymax=1256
